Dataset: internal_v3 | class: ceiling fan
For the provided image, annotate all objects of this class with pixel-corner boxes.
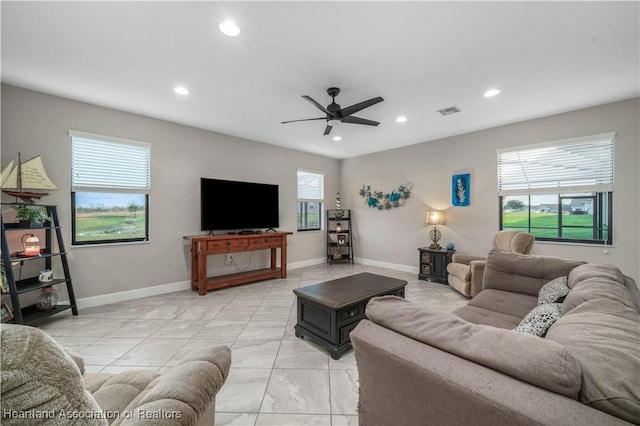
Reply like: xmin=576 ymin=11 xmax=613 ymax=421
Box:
xmin=281 ymin=87 xmax=384 ymax=135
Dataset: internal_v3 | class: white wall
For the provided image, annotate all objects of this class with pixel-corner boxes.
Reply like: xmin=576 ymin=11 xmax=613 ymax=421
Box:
xmin=1 ymin=85 xmax=338 ymax=299
xmin=3 ymin=85 xmax=638 ymax=304
xmin=340 ymin=98 xmax=640 ymax=283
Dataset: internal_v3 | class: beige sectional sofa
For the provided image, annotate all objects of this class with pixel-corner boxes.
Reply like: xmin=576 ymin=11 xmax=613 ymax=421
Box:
xmin=1 ymin=324 xmax=231 ymax=425
xmin=351 ymin=249 xmax=640 ymax=425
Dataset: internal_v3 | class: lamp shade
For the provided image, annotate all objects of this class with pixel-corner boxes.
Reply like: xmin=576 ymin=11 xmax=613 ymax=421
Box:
xmin=425 ymin=210 xmax=445 ymax=226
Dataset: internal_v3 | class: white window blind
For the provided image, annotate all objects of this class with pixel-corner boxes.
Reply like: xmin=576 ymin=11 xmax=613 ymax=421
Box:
xmin=497 ymin=133 xmax=614 ymax=196
xmin=70 ymin=131 xmax=151 ymax=193
xmin=297 ymin=170 xmax=324 ymax=200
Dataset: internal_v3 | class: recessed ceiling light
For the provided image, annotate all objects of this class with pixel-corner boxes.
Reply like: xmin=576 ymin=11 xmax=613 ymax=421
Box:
xmin=174 ymin=86 xmax=189 ymax=96
xmin=333 ymin=136 xmax=342 ymax=141
xmin=484 ymin=88 xmax=501 ymax=97
xmin=219 ymin=20 xmax=240 ymax=37
xmin=396 ymin=116 xmax=407 ymax=123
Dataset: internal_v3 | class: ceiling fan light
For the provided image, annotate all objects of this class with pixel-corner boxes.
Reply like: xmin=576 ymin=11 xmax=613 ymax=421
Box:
xmin=328 ymin=118 xmax=341 ymax=127
xmin=219 ymin=20 xmax=240 ymax=37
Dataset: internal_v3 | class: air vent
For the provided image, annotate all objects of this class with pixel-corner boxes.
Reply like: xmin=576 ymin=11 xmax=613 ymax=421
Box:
xmin=438 ymin=106 xmax=461 ymax=116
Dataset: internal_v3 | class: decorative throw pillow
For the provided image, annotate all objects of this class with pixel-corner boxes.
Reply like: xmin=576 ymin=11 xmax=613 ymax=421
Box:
xmin=538 ymin=276 xmax=569 ymax=305
xmin=515 ymin=303 xmax=563 ymax=337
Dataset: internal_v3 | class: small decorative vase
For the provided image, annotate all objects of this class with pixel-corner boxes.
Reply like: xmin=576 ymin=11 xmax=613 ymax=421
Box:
xmin=36 ymin=287 xmax=59 ymax=311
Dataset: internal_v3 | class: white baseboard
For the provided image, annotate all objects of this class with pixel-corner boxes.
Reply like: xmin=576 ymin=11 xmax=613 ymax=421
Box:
xmin=76 ymin=280 xmax=192 ymax=310
xmin=75 ymin=257 xmax=415 ymax=310
xmin=288 ymin=257 xmax=326 ymax=269
xmin=355 ymin=257 xmax=419 ymax=275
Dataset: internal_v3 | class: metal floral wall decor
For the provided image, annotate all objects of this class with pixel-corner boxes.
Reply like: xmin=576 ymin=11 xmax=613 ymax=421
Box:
xmin=359 ymin=183 xmax=412 ymax=210
xmin=452 ymin=173 xmax=470 ymax=206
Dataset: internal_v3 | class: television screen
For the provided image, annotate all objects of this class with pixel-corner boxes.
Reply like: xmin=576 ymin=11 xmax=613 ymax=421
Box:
xmin=201 ymin=178 xmax=279 ymax=231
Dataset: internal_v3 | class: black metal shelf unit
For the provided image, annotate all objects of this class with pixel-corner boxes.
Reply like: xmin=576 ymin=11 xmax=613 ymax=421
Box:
xmin=1 ymin=203 xmax=78 ymax=324
xmin=326 ymin=209 xmax=354 ymax=264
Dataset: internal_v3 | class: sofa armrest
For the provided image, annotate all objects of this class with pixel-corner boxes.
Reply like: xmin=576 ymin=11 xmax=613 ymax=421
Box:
xmin=87 ymin=346 xmax=231 ymax=426
xmin=351 ymin=320 xmax=633 ymax=426
xmin=451 ymin=254 xmax=485 ymax=265
xmin=468 ymin=260 xmax=486 ymax=296
xmin=64 ymin=347 xmax=86 ymax=375
xmin=120 ymin=345 xmax=231 ymax=425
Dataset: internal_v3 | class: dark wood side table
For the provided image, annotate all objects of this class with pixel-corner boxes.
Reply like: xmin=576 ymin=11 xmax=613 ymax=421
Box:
xmin=418 ymin=247 xmax=455 ymax=284
xmin=293 ymin=272 xmax=407 ymax=359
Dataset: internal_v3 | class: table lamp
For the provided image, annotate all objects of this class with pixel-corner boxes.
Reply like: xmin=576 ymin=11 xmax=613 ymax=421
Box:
xmin=22 ymin=233 xmax=41 ymax=256
xmin=425 ymin=210 xmax=445 ymax=249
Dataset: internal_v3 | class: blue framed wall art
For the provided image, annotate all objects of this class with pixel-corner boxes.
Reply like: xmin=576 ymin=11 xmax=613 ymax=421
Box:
xmin=452 ymin=173 xmax=470 ymax=206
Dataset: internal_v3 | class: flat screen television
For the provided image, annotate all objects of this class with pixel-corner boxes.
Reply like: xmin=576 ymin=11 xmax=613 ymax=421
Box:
xmin=201 ymin=178 xmax=279 ymax=231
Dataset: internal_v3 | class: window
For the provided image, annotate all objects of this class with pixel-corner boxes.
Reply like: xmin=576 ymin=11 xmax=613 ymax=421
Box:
xmin=70 ymin=131 xmax=150 ymax=245
xmin=498 ymin=133 xmax=614 ymax=245
xmin=297 ymin=169 xmax=324 ymax=231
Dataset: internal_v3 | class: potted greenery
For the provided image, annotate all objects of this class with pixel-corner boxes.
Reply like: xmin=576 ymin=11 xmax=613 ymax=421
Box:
xmin=14 ymin=205 xmax=51 ymax=228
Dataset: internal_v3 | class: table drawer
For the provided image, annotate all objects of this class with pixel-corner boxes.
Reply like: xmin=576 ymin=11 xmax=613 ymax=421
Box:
xmin=339 ymin=321 xmax=360 ymax=345
xmin=249 ymin=236 xmax=282 ymax=249
xmin=207 ymin=239 xmax=248 ymax=252
xmin=339 ymin=304 xmax=363 ymax=324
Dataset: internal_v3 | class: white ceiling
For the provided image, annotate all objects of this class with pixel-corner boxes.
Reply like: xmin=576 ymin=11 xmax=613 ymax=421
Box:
xmin=2 ymin=1 xmax=638 ymax=159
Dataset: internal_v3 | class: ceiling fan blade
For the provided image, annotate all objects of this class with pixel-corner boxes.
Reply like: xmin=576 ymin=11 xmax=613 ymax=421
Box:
xmin=302 ymin=95 xmax=336 ymax=117
xmin=281 ymin=117 xmax=326 ymax=124
xmin=340 ymin=96 xmax=384 ymax=117
xmin=323 ymin=124 xmax=333 ymax=135
xmin=341 ymin=116 xmax=380 ymax=126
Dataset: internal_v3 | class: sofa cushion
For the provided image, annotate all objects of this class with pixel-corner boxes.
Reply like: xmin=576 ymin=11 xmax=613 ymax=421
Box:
xmin=538 ymin=276 xmax=569 ymax=305
xmin=546 ymin=263 xmax=640 ymax=424
xmin=454 ymin=289 xmax=538 ymax=329
xmin=515 ymin=303 xmax=562 ymax=337
xmin=367 ymin=295 xmax=582 ymax=399
xmin=1 ymin=324 xmax=107 ymax=425
xmin=564 ymin=263 xmax=636 ymax=315
xmin=483 ymin=249 xmax=585 ymax=296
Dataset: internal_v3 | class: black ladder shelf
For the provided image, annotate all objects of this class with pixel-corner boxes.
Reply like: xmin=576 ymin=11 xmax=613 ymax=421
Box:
xmin=1 ymin=203 xmax=78 ymax=324
xmin=326 ymin=209 xmax=354 ymax=264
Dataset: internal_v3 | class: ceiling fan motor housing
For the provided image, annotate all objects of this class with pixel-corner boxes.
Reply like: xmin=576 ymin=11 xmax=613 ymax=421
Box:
xmin=327 ymin=87 xmax=340 ymax=98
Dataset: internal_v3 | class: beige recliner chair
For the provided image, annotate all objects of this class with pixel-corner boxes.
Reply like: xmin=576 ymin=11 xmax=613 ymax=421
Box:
xmin=1 ymin=324 xmax=231 ymax=425
xmin=446 ymin=230 xmax=534 ymax=297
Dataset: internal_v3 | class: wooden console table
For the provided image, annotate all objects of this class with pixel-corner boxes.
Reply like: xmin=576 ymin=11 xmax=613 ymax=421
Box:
xmin=185 ymin=232 xmax=292 ymax=295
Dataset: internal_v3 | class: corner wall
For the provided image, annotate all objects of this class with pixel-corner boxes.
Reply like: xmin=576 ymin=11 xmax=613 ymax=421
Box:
xmin=1 ymin=84 xmax=338 ymax=299
xmin=340 ymin=98 xmax=640 ymax=283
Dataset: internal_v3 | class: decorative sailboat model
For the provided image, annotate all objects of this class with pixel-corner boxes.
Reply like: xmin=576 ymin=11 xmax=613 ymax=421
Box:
xmin=1 ymin=154 xmax=58 ymax=203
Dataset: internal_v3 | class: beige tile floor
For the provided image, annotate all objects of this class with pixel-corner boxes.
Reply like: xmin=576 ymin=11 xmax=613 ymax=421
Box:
xmin=39 ymin=263 xmax=469 ymax=426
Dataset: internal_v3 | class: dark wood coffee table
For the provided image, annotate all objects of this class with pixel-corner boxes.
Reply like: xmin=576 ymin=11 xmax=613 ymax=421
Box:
xmin=293 ymin=272 xmax=407 ymax=359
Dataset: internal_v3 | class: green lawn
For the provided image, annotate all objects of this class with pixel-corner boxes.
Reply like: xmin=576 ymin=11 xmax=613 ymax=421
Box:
xmin=502 ymin=212 xmax=606 ymax=240
xmin=297 ymin=213 xmax=321 ymax=229
xmin=75 ymin=213 xmax=146 ymax=241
